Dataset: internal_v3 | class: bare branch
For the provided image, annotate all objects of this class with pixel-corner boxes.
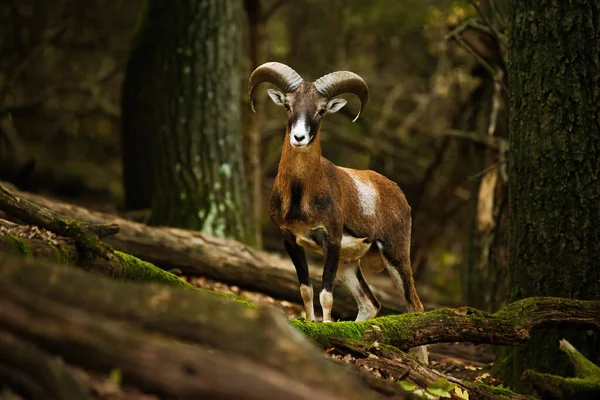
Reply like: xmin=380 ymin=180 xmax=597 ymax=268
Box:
xmin=468 ymin=0 xmax=508 ymax=48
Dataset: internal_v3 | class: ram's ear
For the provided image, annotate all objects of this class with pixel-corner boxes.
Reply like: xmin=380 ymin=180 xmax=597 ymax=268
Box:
xmin=326 ymin=98 xmax=347 ymax=114
xmin=266 ymin=89 xmax=287 ymax=107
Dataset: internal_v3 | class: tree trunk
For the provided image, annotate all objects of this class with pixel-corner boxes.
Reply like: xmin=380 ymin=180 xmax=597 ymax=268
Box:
xmin=496 ymin=0 xmax=600 ymax=390
xmin=143 ymin=0 xmax=254 ymax=246
xmin=120 ymin=2 xmax=159 ymax=211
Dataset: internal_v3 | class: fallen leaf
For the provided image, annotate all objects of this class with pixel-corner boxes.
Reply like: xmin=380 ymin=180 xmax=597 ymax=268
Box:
xmin=398 ymin=380 xmax=418 ymax=391
xmin=454 ymin=387 xmax=470 ymax=400
xmin=475 ymin=372 xmax=490 ymax=383
xmin=454 ymin=307 xmax=468 ymax=316
xmin=427 ymin=378 xmax=456 ymax=398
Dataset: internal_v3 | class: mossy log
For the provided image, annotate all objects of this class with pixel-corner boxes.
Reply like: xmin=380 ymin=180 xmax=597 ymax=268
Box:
xmin=0 ymin=255 xmax=388 ymax=400
xmin=289 ymin=297 xmax=600 ymax=350
xmin=0 ymin=182 xmax=407 ymax=320
xmin=0 ymin=232 xmax=191 ymax=289
xmin=0 ymin=184 xmax=118 ymax=254
xmin=522 ymin=339 xmax=600 ymax=400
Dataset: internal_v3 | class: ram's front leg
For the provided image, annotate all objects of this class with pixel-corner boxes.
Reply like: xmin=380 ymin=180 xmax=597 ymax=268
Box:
xmin=320 ymin=239 xmax=341 ymax=323
xmin=282 ymin=232 xmax=314 ymax=321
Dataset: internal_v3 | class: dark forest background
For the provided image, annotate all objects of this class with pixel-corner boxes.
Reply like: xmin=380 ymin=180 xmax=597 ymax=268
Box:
xmin=0 ymin=0 xmax=508 ymax=310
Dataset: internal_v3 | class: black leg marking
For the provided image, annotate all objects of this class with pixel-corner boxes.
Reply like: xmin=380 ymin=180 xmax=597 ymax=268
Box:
xmin=356 ymin=266 xmax=380 ymax=311
xmin=282 ymin=230 xmax=315 ymax=321
xmin=322 ymin=241 xmax=341 ymax=292
xmin=282 ymin=230 xmax=310 ymax=285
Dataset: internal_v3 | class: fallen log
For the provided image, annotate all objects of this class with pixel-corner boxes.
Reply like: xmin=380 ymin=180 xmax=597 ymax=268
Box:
xmin=290 ymin=297 xmax=600 ymax=350
xmin=0 ymin=182 xmax=406 ymax=319
xmin=0 ymin=255 xmax=388 ymax=400
xmin=0 ymin=331 xmax=93 ymax=400
xmin=0 ymin=227 xmax=191 ymax=290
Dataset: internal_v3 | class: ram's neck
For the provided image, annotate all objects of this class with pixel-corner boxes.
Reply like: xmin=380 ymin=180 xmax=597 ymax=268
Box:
xmin=277 ymin=132 xmax=323 ymax=181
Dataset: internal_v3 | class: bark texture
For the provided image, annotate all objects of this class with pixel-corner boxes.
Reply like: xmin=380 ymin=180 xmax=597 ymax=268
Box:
xmin=145 ymin=0 xmax=255 ymax=245
xmin=0 ymin=331 xmax=93 ymax=400
xmin=498 ymin=0 xmax=600 ymax=389
xmin=0 ymin=255 xmax=386 ymax=400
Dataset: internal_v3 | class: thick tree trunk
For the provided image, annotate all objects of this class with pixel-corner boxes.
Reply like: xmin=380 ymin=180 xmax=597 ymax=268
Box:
xmin=497 ymin=0 xmax=600 ymax=390
xmin=0 ymin=255 xmax=387 ymax=400
xmin=142 ymin=0 xmax=255 ymax=246
xmin=3 ymin=183 xmax=409 ymax=320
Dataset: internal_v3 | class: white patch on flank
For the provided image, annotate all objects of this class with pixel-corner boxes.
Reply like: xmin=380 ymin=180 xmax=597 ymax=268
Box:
xmin=344 ymin=169 xmax=377 ymax=216
xmin=319 ymin=289 xmax=334 ymax=322
xmin=290 ymin=114 xmax=310 ymax=147
xmin=300 ymin=284 xmax=315 ymax=321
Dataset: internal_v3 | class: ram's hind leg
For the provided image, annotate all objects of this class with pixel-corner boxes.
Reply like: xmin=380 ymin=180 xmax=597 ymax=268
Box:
xmin=338 ymin=261 xmax=380 ymax=321
xmin=376 ymin=239 xmax=429 ymax=364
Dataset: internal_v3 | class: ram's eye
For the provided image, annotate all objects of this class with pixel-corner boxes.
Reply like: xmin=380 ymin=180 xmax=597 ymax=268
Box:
xmin=284 ymin=104 xmax=290 ymax=111
xmin=318 ymin=109 xmax=326 ymax=116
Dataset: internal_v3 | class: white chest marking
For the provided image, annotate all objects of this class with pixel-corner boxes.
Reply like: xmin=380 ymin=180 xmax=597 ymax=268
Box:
xmin=345 ymin=171 xmax=377 ymax=216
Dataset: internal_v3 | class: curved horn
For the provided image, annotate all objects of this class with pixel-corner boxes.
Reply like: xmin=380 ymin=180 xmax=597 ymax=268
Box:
xmin=248 ymin=62 xmax=303 ymax=112
xmin=313 ymin=71 xmax=369 ymax=122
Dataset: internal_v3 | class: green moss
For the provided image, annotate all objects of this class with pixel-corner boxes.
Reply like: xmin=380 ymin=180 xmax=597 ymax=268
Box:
xmin=474 ymin=383 xmax=518 ymax=398
xmin=288 ymin=309 xmax=447 ymax=348
xmin=523 ymin=370 xmax=600 ymax=399
xmin=47 ymin=243 xmax=78 ymax=265
xmin=48 ymin=243 xmax=63 ymax=262
xmin=115 ymin=251 xmax=192 ymax=288
xmin=114 ymin=251 xmax=256 ymax=308
xmin=8 ymin=235 xmax=31 ymax=257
